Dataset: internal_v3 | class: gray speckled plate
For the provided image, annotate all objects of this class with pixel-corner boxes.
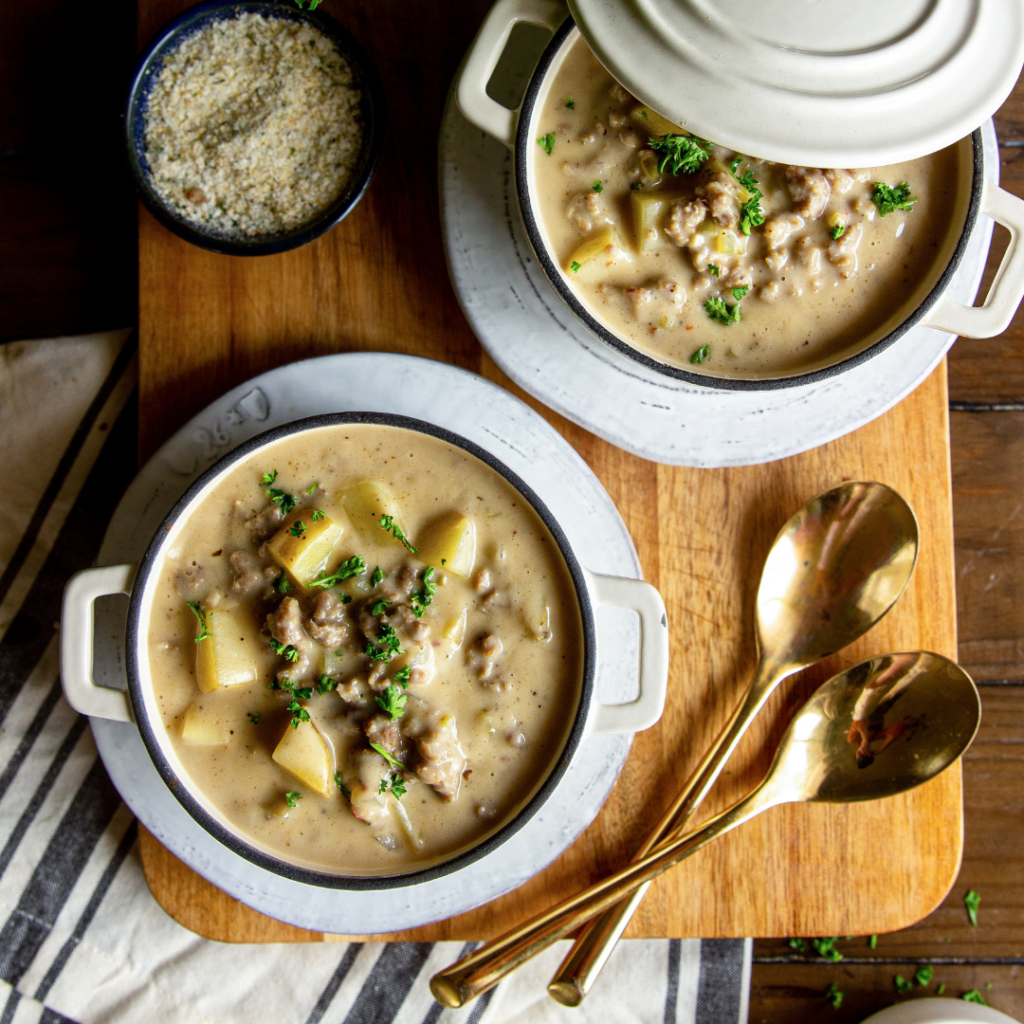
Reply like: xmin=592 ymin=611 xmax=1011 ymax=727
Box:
xmin=90 ymin=353 xmax=641 ymax=933
xmin=440 ymin=99 xmax=997 ymax=468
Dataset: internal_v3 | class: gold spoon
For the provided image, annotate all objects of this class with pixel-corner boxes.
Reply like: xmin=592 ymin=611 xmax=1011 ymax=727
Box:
xmin=431 ymin=651 xmax=979 ymax=1009
xmin=548 ymin=480 xmax=919 ymax=1005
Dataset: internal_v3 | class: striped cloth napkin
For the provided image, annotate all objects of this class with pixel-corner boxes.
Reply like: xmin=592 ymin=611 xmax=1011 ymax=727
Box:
xmin=0 ymin=330 xmax=751 ymax=1024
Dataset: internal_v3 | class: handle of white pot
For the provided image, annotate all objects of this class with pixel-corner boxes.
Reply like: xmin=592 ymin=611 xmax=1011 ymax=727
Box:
xmin=456 ymin=0 xmax=566 ymax=148
xmin=925 ymin=180 xmax=1024 ymax=338
xmin=60 ymin=564 xmax=135 ymax=723
xmin=583 ymin=568 xmax=669 ymax=737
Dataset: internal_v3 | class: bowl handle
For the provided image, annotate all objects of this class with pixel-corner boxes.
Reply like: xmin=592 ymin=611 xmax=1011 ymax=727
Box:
xmin=60 ymin=565 xmax=136 ymax=723
xmin=924 ymin=179 xmax=1024 ymax=338
xmin=456 ymin=0 xmax=567 ymax=148
xmin=583 ymin=569 xmax=669 ymax=737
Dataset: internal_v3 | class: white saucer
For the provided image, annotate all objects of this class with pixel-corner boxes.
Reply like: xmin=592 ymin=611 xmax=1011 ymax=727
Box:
xmin=439 ymin=100 xmax=997 ymax=468
xmin=90 ymin=353 xmax=642 ymax=933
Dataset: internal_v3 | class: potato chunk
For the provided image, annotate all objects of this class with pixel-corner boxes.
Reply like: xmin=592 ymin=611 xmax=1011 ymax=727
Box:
xmin=566 ymin=226 xmax=624 ymax=273
xmin=341 ymin=481 xmax=402 ymax=541
xmin=267 ymin=510 xmax=344 ymax=587
xmin=180 ymin=702 xmax=232 ymax=746
xmin=416 ymin=512 xmax=476 ymax=577
xmin=195 ymin=607 xmax=258 ymax=694
xmin=272 ymin=719 xmax=333 ymax=796
xmin=630 ymin=191 xmax=687 ymax=253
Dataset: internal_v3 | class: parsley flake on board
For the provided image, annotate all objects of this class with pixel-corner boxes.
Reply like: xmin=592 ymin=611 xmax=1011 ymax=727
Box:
xmin=872 ymin=181 xmax=916 ymax=216
xmin=812 ymin=938 xmax=843 ymax=963
xmin=285 ymin=791 xmax=302 ymax=807
xmin=370 ymin=565 xmax=385 ymax=587
xmin=363 ymin=625 xmax=402 ymax=662
xmin=937 ymin=984 xmax=946 ymax=995
xmin=537 ymin=132 xmax=556 ymax=156
xmin=186 ymin=601 xmax=212 ymax=642
xmin=275 ymin=574 xmax=292 ymax=595
xmin=265 ymin=487 xmax=297 ymax=514
xmin=316 ymin=674 xmax=338 ymax=696
xmin=708 ymin=263 xmax=720 ymax=277
xmin=565 ymin=97 xmax=574 ymax=110
xmin=379 ymin=514 xmax=417 ymax=552
xmin=705 ymin=296 xmax=741 ymax=326
xmin=824 ymin=983 xmax=843 ymax=1009
xmin=690 ymin=344 xmax=710 ymax=365
xmin=964 ymin=889 xmax=981 ymax=926
xmin=334 ymin=771 xmax=350 ymax=799
xmin=570 ymin=261 xmax=582 ymax=273
xmin=247 ymin=712 xmax=261 ymax=725
xmin=830 ymin=222 xmax=846 ymax=240
xmin=788 ymin=938 xmax=807 ymax=952
xmin=375 ymin=683 xmax=408 ymax=720
xmin=293 ymin=0 xmax=323 ymax=10
xmin=869 ymin=934 xmax=878 ymax=949
xmin=648 ymin=134 xmax=713 ymax=176
xmin=411 ymin=567 xmax=437 ymax=618
xmin=914 ymin=965 xmax=934 ymax=986
xmin=312 ymin=509 xmax=325 ymax=522
xmin=393 ymin=665 xmax=412 ymax=688
xmin=592 ymin=180 xmax=603 ymax=193
xmin=287 ymin=700 xmax=310 ymax=728
xmin=963 ymin=990 xmax=988 ymax=1005
xmin=269 ymin=639 xmax=300 ymax=662
xmin=732 ymin=285 xmax=749 ymax=300
xmin=310 ymin=555 xmax=366 ymax=589
xmin=894 ymin=975 xmax=913 ymax=994
xmin=289 ymin=521 xmax=306 ymax=538
xmin=306 ymin=482 xmax=318 ymax=495
xmin=369 ymin=743 xmax=407 ymax=772
xmin=261 ymin=470 xmax=278 ymax=485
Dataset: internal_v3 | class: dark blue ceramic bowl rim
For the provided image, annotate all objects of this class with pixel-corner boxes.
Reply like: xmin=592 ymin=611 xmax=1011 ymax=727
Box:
xmin=514 ymin=17 xmax=986 ymax=392
xmin=124 ymin=0 xmax=385 ymax=256
xmin=123 ymin=412 xmax=598 ymax=890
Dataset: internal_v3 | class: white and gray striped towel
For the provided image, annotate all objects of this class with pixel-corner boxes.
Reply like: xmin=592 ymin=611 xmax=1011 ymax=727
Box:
xmin=0 ymin=329 xmax=751 ymax=1024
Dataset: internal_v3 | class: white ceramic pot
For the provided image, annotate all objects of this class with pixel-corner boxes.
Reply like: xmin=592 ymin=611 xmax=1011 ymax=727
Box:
xmin=861 ymin=998 xmax=1021 ymax=1024
xmin=456 ymin=0 xmax=1024 ymax=391
xmin=59 ymin=412 xmax=669 ymax=889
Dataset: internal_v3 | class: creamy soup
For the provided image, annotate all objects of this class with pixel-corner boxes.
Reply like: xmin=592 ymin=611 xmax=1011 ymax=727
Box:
xmin=147 ymin=424 xmax=583 ymax=875
xmin=531 ymin=35 xmax=966 ymax=378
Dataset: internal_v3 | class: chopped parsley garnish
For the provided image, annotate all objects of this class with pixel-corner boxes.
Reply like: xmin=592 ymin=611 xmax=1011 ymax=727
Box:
xmin=371 ymin=598 xmax=393 ymax=616
xmin=640 ymin=109 xmax=648 ymax=119
xmin=564 ymin=98 xmax=574 ymax=110
xmin=708 ymin=263 xmax=719 ymax=277
xmin=788 ymin=938 xmax=807 ymax=952
xmin=290 ymin=684 xmax=312 ymax=700
xmin=261 ymin=470 xmax=278 ymax=485
xmin=306 ymin=482 xmax=318 ymax=495
xmin=894 ymin=975 xmax=913 ymax=994
xmin=411 ymin=567 xmax=437 ymax=618
xmin=293 ymin=0 xmax=323 ymax=10
xmin=872 ymin=181 xmax=916 ymax=216
xmin=375 ymin=683 xmax=408 ymax=720
xmin=812 ymin=937 xmax=843 ymax=963
xmin=289 ymin=521 xmax=306 ymax=538
xmin=369 ymin=743 xmax=406 ymax=772
xmin=962 ymin=990 xmax=987 ymax=1005
xmin=285 ymin=791 xmax=301 ymax=807
xmin=265 ymin=488 xmax=297 ymax=514
xmin=704 ymin=296 xmax=741 ymax=326
xmin=734 ymin=169 xmax=765 ymax=235
xmin=186 ymin=601 xmax=212 ymax=642
xmin=914 ymin=965 xmax=934 ymax=986
xmin=824 ymin=983 xmax=843 ymax=1009
xmin=310 ymin=555 xmax=367 ymax=589
xmin=868 ymin=934 xmax=877 ymax=949
xmin=247 ymin=711 xmax=261 ymax=725
xmin=570 ymin=261 xmax=582 ymax=273
xmin=537 ymin=132 xmax=556 ymax=156
xmin=275 ymin=574 xmax=292 ymax=595
xmin=393 ymin=665 xmax=412 ymax=688
xmin=287 ymin=700 xmax=310 ymax=728
xmin=379 ymin=514 xmax=417 ymax=552
xmin=690 ymin=344 xmax=710 ymax=365
xmin=937 ymin=984 xmax=946 ymax=995
xmin=964 ymin=889 xmax=981 ymax=926
xmin=378 ymin=773 xmax=407 ymax=799
xmin=630 ymin=182 xmax=643 ymax=191
xmin=312 ymin=509 xmax=325 ymax=522
xmin=592 ymin=180 xmax=603 ymax=193
xmin=729 ymin=154 xmax=743 ymax=174
xmin=830 ymin=222 xmax=846 ymax=240
xmin=316 ymin=674 xmax=338 ymax=696
xmin=370 ymin=566 xmax=385 ymax=587
xmin=269 ymin=639 xmax=300 ymax=662
xmin=334 ymin=771 xmax=350 ymax=799
xmin=363 ymin=624 xmax=402 ymax=662
xmin=732 ymin=285 xmax=749 ymax=300
xmin=648 ymin=134 xmax=712 ymax=176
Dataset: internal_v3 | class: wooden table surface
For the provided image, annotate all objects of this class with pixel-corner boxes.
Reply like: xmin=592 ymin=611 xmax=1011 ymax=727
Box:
xmin=2 ymin=0 xmax=1023 ymax=1018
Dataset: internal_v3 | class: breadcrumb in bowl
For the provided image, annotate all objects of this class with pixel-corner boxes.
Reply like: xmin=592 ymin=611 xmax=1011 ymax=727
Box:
xmin=125 ymin=0 xmax=384 ymax=256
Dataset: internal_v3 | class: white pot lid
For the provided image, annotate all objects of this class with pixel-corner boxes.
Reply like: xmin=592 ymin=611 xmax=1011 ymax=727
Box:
xmin=568 ymin=0 xmax=1024 ymax=167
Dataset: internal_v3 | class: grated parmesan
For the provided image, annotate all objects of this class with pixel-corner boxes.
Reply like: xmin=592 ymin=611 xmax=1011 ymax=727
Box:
xmin=143 ymin=12 xmax=364 ymax=239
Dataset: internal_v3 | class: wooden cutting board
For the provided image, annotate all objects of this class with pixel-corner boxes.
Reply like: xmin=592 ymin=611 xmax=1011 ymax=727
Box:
xmin=136 ymin=0 xmax=962 ymax=943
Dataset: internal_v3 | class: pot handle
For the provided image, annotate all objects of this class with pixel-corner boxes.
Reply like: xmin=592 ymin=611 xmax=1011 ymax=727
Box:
xmin=60 ymin=564 xmax=135 ymax=723
xmin=456 ymin=0 xmax=567 ymax=148
xmin=924 ymin=180 xmax=1024 ymax=338
xmin=583 ymin=569 xmax=669 ymax=737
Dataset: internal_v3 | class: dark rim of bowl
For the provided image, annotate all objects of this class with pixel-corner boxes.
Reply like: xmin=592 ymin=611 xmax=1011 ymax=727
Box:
xmin=514 ymin=17 xmax=985 ymax=392
xmin=124 ymin=0 xmax=385 ymax=257
xmin=123 ymin=411 xmax=598 ymax=890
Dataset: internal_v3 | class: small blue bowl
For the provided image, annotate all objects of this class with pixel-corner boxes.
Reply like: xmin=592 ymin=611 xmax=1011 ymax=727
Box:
xmin=125 ymin=0 xmax=385 ymax=256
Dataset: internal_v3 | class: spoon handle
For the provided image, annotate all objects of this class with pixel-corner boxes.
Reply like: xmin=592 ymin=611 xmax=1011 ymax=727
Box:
xmin=547 ymin=657 xmax=789 ymax=1006
xmin=429 ymin=783 xmax=779 ymax=1009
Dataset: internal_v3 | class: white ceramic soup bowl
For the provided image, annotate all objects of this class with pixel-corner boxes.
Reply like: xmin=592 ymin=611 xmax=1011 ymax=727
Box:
xmin=456 ymin=0 xmax=1024 ymax=391
xmin=60 ymin=412 xmax=668 ymax=889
